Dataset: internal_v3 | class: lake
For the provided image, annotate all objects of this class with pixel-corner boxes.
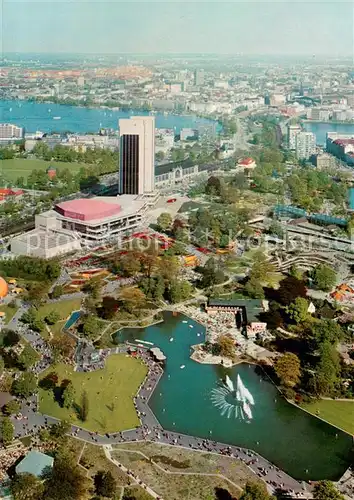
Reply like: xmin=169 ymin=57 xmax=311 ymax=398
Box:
xmin=0 ymin=100 xmax=218 ymax=134
xmin=114 ymin=312 xmax=353 ymax=481
xmin=303 ymin=121 xmax=354 ymax=145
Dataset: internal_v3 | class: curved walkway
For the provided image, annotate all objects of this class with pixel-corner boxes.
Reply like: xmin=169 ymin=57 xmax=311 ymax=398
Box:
xmin=9 ymin=339 xmax=311 ymax=499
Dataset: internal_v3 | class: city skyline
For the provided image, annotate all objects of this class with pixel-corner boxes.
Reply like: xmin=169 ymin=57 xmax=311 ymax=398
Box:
xmin=1 ymin=1 xmax=353 ymax=57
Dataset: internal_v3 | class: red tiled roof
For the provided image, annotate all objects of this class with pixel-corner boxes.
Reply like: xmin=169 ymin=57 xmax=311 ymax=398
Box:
xmin=238 ymin=157 xmax=254 ymax=165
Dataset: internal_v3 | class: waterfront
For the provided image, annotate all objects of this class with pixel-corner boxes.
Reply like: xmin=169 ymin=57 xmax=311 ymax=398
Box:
xmin=114 ymin=312 xmax=353 ymax=481
xmin=0 ymin=99 xmax=218 ymax=134
xmin=303 ymin=121 xmax=354 ymax=145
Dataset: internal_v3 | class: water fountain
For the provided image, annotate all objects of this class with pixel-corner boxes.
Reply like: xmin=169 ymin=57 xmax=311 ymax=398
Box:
xmin=211 ymin=374 xmax=255 ymax=420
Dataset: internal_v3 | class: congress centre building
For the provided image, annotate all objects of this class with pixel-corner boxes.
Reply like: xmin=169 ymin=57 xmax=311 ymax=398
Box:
xmin=10 ymin=195 xmax=148 ymax=258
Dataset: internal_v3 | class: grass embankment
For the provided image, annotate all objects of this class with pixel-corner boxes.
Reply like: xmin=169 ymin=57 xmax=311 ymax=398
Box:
xmin=1 ymin=158 xmax=91 ymax=182
xmin=110 ymin=441 xmax=259 ymax=500
xmin=39 ymin=354 xmax=147 ymax=433
xmin=302 ymin=399 xmax=354 ymax=435
xmin=37 ymin=298 xmax=82 ymax=338
xmin=0 ymin=304 xmax=18 ymax=324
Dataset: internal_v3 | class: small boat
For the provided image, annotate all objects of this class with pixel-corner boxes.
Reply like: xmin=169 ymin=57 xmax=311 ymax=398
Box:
xmin=180 ymin=365 xmax=185 ymax=369
xmin=48 ymin=108 xmax=51 ymax=112
xmin=9 ymin=107 xmax=12 ymax=111
xmin=136 ymin=339 xmax=153 ymax=346
xmin=189 ymin=325 xmax=194 ymax=329
xmin=182 ymin=320 xmax=188 ymax=323
xmin=169 ymin=338 xmax=174 ymax=342
xmin=53 ymin=116 xmax=61 ymax=120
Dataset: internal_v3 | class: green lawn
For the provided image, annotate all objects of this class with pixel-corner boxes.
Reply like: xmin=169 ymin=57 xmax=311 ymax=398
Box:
xmin=0 ymin=304 xmax=18 ymax=324
xmin=37 ymin=298 xmax=82 ymax=322
xmin=39 ymin=354 xmax=148 ymax=433
xmin=302 ymin=400 xmax=354 ymax=435
xmin=1 ymin=158 xmax=91 ymax=182
xmin=36 ymin=298 xmax=81 ymax=339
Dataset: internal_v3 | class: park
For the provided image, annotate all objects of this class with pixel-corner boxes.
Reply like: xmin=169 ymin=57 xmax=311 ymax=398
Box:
xmin=0 ymin=158 xmax=90 ymax=182
xmin=38 ymin=354 xmax=148 ymax=433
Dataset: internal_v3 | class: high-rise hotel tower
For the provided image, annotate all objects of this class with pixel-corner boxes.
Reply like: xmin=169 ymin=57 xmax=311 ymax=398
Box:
xmin=118 ymin=116 xmax=155 ymax=195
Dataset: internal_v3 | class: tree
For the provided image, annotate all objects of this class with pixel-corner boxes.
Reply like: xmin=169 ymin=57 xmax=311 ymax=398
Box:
xmin=83 ymin=277 xmax=103 ymax=300
xmin=18 ymin=345 xmax=38 ymax=370
xmin=94 ymin=470 xmax=117 ymax=498
xmin=50 ymin=336 xmax=76 ymax=361
xmin=43 ymin=449 xmax=90 ymax=500
xmin=0 ymin=416 xmax=14 ymax=445
xmin=272 ymin=276 xmax=307 ymax=306
xmin=240 ymin=481 xmax=274 ymax=500
xmin=82 ymin=315 xmax=101 ymax=339
xmin=49 ymin=420 xmax=71 ymax=441
xmin=199 ymin=258 xmax=225 ymax=289
xmin=45 ymin=310 xmax=61 ymax=325
xmin=312 ymin=264 xmax=337 ymax=291
xmin=12 ymin=372 xmax=37 ymax=398
xmin=62 ymin=381 xmax=75 ymax=409
xmin=311 ymin=341 xmax=340 ymax=396
xmin=39 ymin=372 xmax=58 ymax=391
xmin=158 ymin=255 xmax=180 ymax=282
xmin=274 ymin=353 xmax=301 ymax=388
xmin=3 ymin=399 xmax=21 ymax=415
xmin=168 ymin=280 xmax=192 ymax=304
xmin=313 ymin=480 xmax=344 ymax=500
xmin=80 ymin=390 xmax=89 ymax=421
xmin=157 ymin=212 xmax=172 ymax=231
xmin=51 ymin=285 xmax=64 ymax=299
xmin=286 ymin=297 xmax=309 ymax=324
xmin=244 ymin=278 xmax=265 ymax=299
xmin=1 ymin=329 xmax=20 ymax=347
xmin=99 ymin=296 xmax=120 ymax=320
xmin=216 ymin=335 xmax=235 ymax=359
xmin=205 ymin=176 xmax=222 ymax=196
xmin=118 ymin=252 xmax=141 ymax=277
xmin=268 ymin=220 xmax=284 ymax=238
xmin=119 ymin=287 xmax=146 ymax=313
xmin=248 ymin=252 xmax=276 ymax=285
xmin=289 ymin=265 xmax=303 ymax=280
xmin=11 ymin=473 xmax=44 ymax=500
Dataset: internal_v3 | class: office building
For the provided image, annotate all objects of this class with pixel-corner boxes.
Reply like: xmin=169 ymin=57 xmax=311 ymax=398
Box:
xmin=295 ymin=132 xmax=316 ymax=160
xmin=287 ymin=124 xmax=301 ymax=150
xmin=269 ymin=94 xmax=286 ymax=106
xmin=312 ymin=153 xmax=335 ymax=170
xmin=194 ymin=69 xmax=204 ymax=86
xmin=118 ymin=116 xmax=155 ymax=195
xmin=0 ymin=123 xmax=24 ymax=140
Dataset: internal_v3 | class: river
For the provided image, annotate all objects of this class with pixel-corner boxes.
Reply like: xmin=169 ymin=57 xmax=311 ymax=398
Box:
xmin=0 ymin=99 xmax=218 ymax=134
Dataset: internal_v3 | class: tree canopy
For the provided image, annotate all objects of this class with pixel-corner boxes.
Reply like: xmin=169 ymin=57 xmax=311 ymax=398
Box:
xmin=274 ymin=353 xmax=301 ymax=388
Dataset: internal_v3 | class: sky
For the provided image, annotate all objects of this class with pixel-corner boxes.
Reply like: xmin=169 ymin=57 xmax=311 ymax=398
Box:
xmin=1 ymin=0 xmax=353 ymax=56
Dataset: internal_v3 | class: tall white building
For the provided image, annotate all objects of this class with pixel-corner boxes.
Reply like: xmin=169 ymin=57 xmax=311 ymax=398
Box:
xmin=287 ymin=124 xmax=301 ymax=150
xmin=295 ymin=132 xmax=316 ymax=160
xmin=194 ymin=69 xmax=204 ymax=86
xmin=118 ymin=116 xmax=155 ymax=195
xmin=0 ymin=123 xmax=24 ymax=140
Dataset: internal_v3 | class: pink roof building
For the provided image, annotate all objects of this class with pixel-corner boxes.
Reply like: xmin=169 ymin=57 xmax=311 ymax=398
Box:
xmin=55 ymin=198 xmax=121 ymax=221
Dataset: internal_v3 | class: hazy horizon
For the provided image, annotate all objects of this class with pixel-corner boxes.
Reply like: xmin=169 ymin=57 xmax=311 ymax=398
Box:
xmin=1 ymin=1 xmax=353 ymax=57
